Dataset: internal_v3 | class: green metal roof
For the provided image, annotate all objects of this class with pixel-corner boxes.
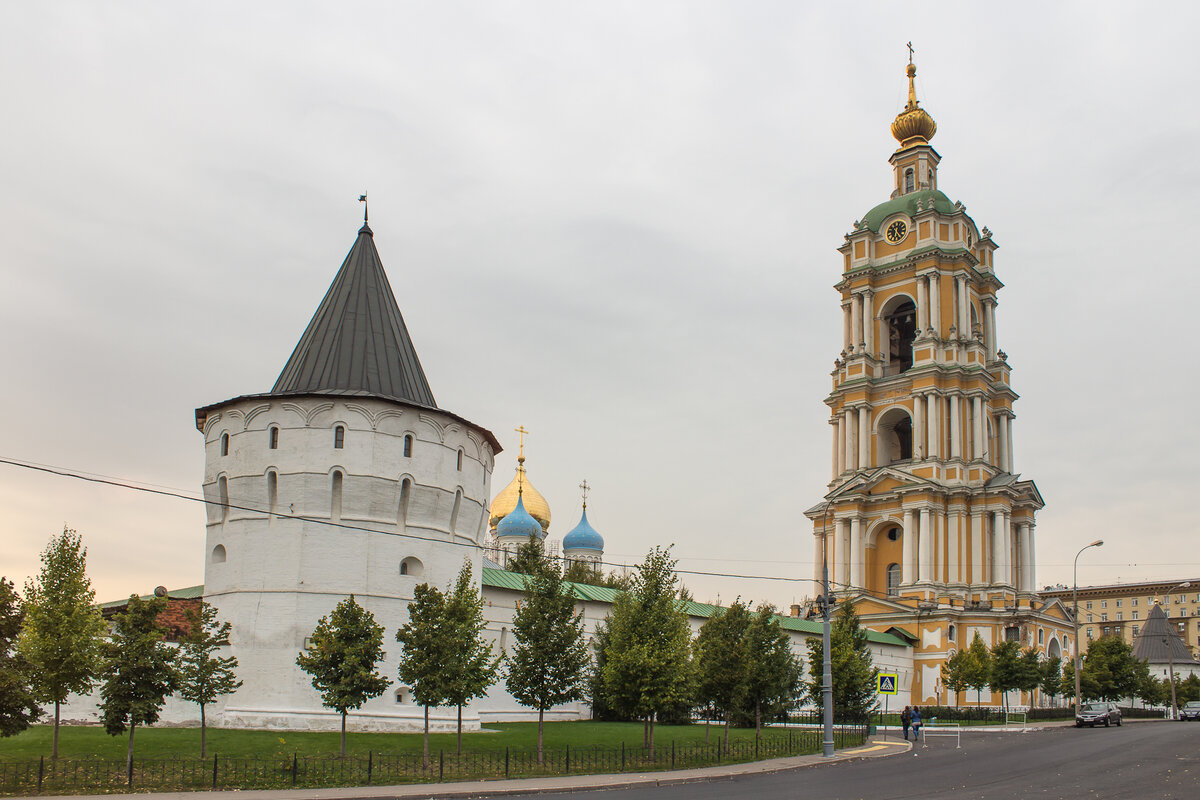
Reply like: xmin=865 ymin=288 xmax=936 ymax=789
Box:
xmin=481 ymin=568 xmax=908 ymax=648
xmin=860 ymin=189 xmax=957 ymax=233
xmin=100 ymin=585 xmax=205 ymax=610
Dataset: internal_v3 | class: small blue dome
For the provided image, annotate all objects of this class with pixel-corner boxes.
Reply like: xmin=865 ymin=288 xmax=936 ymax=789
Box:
xmin=562 ymin=508 xmax=604 ymax=552
xmin=496 ymin=494 xmax=544 ymax=541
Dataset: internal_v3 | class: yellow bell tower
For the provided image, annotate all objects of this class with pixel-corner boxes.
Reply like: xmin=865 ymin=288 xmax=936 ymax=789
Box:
xmin=804 ymin=52 xmax=1073 ymax=706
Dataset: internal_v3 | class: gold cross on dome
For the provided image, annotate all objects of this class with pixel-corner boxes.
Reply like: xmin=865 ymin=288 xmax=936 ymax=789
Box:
xmin=907 ymin=41 xmax=915 ymax=64
xmin=579 ymin=479 xmax=590 ymax=506
xmin=514 ymin=425 xmax=529 ymax=460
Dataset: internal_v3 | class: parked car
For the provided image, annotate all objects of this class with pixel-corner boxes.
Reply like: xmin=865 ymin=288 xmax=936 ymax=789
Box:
xmin=1075 ymin=702 xmax=1122 ymax=728
xmin=1179 ymin=701 xmax=1200 ymax=721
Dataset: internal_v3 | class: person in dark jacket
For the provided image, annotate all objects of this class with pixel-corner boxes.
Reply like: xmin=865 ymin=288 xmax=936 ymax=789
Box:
xmin=911 ymin=706 xmax=923 ymax=740
xmin=901 ymin=706 xmax=912 ymax=740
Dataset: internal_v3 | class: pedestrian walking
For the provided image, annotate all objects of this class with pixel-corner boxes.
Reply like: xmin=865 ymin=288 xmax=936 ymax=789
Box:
xmin=901 ymin=705 xmax=912 ymax=740
xmin=911 ymin=706 xmax=922 ymax=741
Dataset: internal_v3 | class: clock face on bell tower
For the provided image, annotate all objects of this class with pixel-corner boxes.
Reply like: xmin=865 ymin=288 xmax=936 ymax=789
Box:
xmin=886 ymin=219 xmax=908 ymax=243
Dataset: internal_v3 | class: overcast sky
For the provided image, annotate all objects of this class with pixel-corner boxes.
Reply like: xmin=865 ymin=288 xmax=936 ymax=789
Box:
xmin=3 ymin=2 xmax=1199 ymax=610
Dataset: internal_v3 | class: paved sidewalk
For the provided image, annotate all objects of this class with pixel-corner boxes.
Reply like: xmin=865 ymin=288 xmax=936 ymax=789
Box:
xmin=57 ymin=739 xmax=910 ymax=800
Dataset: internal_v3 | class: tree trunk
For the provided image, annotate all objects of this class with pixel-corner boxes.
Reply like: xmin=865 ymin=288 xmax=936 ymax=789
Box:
xmin=649 ymin=715 xmax=655 ymax=750
xmin=755 ymin=700 xmax=761 ymax=739
xmin=340 ymin=711 xmax=347 ymax=757
xmin=643 ymin=717 xmax=648 ymax=749
xmin=537 ymin=706 xmax=544 ymax=765
xmin=457 ymin=704 xmax=463 ymax=755
xmin=127 ymin=722 xmax=136 ymax=779
xmin=423 ymin=705 xmax=430 ymax=769
xmin=723 ymin=710 xmax=732 ymax=748
xmin=200 ymin=704 xmax=207 ymax=759
xmin=53 ymin=701 xmax=60 ymax=759
xmin=704 ymin=715 xmax=710 ymax=743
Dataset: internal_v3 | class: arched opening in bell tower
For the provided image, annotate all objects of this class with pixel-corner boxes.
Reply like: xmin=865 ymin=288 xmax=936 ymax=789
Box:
xmin=881 ymin=297 xmax=917 ymax=375
xmin=876 ymin=407 xmax=913 ymax=466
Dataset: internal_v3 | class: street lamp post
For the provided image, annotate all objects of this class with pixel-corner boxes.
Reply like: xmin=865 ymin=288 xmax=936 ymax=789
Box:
xmin=1073 ymin=540 xmax=1103 ymax=716
xmin=1164 ymin=581 xmax=1191 ymax=720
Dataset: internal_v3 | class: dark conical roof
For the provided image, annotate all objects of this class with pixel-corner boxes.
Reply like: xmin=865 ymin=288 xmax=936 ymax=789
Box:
xmin=1132 ymin=604 xmax=1199 ymax=665
xmin=271 ymin=224 xmax=437 ymax=408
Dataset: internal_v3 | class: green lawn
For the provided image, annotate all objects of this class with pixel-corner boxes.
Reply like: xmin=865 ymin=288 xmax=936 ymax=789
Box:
xmin=0 ymin=720 xmax=780 ymax=761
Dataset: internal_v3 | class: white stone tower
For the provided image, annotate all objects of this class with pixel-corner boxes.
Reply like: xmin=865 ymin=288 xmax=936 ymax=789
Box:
xmin=195 ymin=219 xmax=500 ymax=730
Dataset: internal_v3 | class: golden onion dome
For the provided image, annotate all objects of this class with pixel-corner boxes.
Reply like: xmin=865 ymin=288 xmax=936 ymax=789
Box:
xmin=490 ymin=463 xmax=551 ymax=531
xmin=891 ymin=61 xmax=936 ymax=146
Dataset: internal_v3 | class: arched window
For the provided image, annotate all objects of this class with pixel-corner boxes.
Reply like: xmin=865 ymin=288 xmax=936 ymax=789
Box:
xmin=1038 ymin=629 xmax=1045 ymax=645
xmin=886 ymin=563 xmax=901 ymax=595
xmin=400 ymin=556 xmax=424 ymax=577
xmin=334 ymin=425 xmax=345 ymax=449
xmin=267 ymin=470 xmax=278 ymax=516
xmin=927 ymin=168 xmax=934 ymax=188
xmin=947 ymin=624 xmax=956 ymax=641
xmin=884 ymin=300 xmax=917 ymax=374
xmin=403 ymin=434 xmax=413 ymax=458
xmin=217 ymin=476 xmax=229 ymax=522
xmin=268 ymin=426 xmax=279 ymax=450
xmin=394 ymin=688 xmax=406 ymax=704
xmin=331 ymin=470 xmax=343 ymax=521
xmin=457 ymin=448 xmax=464 ymax=471
xmin=904 ymin=168 xmax=915 ymax=193
xmin=449 ymin=488 xmax=462 ymax=534
xmin=211 ymin=544 xmax=226 ymax=564
xmin=220 ymin=433 xmax=229 ymax=457
xmin=878 ymin=409 xmax=913 ymax=466
xmin=398 ymin=477 xmax=412 ymax=532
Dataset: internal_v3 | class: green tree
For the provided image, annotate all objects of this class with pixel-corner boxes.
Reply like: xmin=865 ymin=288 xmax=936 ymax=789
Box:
xmin=506 ymin=555 xmax=590 ymax=763
xmin=505 ymin=533 xmax=548 ymax=577
xmin=940 ymin=649 xmax=969 ymax=708
xmin=0 ymin=578 xmax=41 ymax=736
xmin=1016 ymin=647 xmax=1043 ymax=706
xmin=443 ymin=562 xmax=500 ymax=754
xmin=396 ymin=583 xmax=450 ymax=767
xmin=694 ymin=600 xmax=750 ymax=746
xmin=960 ymin=633 xmax=992 ymax=707
xmin=805 ymin=600 xmax=878 ymax=717
xmin=588 ymin=616 xmax=618 ymax=720
xmin=1138 ymin=673 xmax=1167 ymax=708
xmin=1079 ymin=635 xmax=1141 ymax=702
xmin=602 ymin=546 xmax=694 ymax=750
xmin=743 ymin=603 xmax=803 ymax=738
xmin=99 ymin=595 xmax=179 ymax=777
xmin=18 ymin=527 xmax=106 ymax=758
xmin=177 ymin=601 xmax=241 ymax=757
xmin=296 ymin=595 xmax=390 ymax=756
xmin=563 ymin=560 xmax=603 ymax=586
xmin=1179 ymin=674 xmax=1200 ymax=705
xmin=1040 ymin=655 xmax=1062 ymax=702
xmin=988 ymin=640 xmax=1021 ymax=712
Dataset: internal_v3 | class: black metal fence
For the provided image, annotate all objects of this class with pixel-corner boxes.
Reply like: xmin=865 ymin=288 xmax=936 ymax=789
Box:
xmin=0 ymin=721 xmax=869 ymax=796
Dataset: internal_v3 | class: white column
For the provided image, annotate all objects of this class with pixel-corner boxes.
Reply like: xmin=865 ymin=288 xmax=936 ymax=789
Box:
xmin=902 ymin=508 xmax=917 ymax=585
xmin=970 ymin=511 xmax=984 ymax=586
xmin=926 ymin=393 xmax=939 ymax=459
xmin=863 ymin=290 xmax=874 ymax=356
xmin=913 ymin=395 xmax=925 ymax=460
xmin=918 ymin=508 xmax=932 ymax=582
xmin=972 ymin=397 xmax=984 ymax=460
xmin=948 ymin=510 xmax=961 ymax=584
xmin=916 ymin=276 xmax=929 ymax=331
xmin=957 ymin=276 xmax=969 ymax=336
xmin=985 ymin=299 xmax=997 ymax=361
xmin=1004 ymin=512 xmax=1013 ymax=587
xmin=991 ymin=510 xmax=1004 ymax=584
xmin=997 ymin=412 xmax=1010 ymax=472
xmin=950 ymin=394 xmax=961 ymax=459
xmin=844 ymin=408 xmax=856 ymax=471
xmin=842 ymin=303 xmax=852 ymax=352
xmin=858 ymin=407 xmax=870 ymax=470
xmin=929 ymin=273 xmax=941 ymax=338
xmin=831 ymin=419 xmax=840 ymax=479
xmin=932 ymin=511 xmax=942 ymax=583
xmin=1016 ymin=522 xmax=1031 ymax=592
xmin=850 ymin=517 xmax=864 ymax=588
xmin=814 ymin=530 xmax=823 ymax=585
xmin=836 ymin=518 xmax=849 ymax=588
xmin=851 ymin=294 xmax=863 ymax=351
xmin=1027 ymin=523 xmax=1037 ymax=591
xmin=1006 ymin=416 xmax=1015 ymax=473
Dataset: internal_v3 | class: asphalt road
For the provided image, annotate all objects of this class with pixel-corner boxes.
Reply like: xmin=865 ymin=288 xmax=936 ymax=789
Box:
xmin=488 ymin=722 xmax=1200 ymax=800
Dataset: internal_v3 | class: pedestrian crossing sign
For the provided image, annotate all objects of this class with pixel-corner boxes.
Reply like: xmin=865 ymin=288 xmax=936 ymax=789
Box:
xmin=877 ymin=672 xmax=898 ymax=695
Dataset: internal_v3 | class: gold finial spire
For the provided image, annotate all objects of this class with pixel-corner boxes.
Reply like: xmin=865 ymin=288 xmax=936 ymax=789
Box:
xmin=514 ymin=425 xmax=528 ymax=465
xmin=579 ymin=479 xmax=590 ymax=510
xmin=890 ymin=44 xmax=937 ymax=146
